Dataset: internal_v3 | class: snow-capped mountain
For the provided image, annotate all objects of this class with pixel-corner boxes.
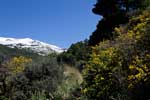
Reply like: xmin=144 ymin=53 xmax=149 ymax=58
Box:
xmin=0 ymin=37 xmax=64 ymax=55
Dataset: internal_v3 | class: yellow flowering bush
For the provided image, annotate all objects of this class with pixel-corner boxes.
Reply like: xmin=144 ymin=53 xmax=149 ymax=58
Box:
xmin=82 ymin=9 xmax=150 ymax=100
xmin=5 ymin=56 xmax=32 ymax=74
xmin=128 ymin=55 xmax=150 ymax=88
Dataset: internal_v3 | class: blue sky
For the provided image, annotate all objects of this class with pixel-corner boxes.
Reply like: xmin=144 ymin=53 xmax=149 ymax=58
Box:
xmin=0 ymin=0 xmax=99 ymax=48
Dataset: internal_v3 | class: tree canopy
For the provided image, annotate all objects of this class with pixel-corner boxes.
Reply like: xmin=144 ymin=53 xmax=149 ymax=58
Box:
xmin=88 ymin=0 xmax=149 ymax=46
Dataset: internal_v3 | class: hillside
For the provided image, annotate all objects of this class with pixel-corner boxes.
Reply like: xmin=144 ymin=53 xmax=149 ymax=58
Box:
xmin=0 ymin=44 xmax=39 ymax=61
xmin=82 ymin=8 xmax=150 ymax=100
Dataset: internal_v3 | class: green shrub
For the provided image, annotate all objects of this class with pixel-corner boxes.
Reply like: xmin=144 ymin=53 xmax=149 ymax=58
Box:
xmin=31 ymin=91 xmax=47 ymax=100
xmin=82 ymin=9 xmax=150 ymax=100
xmin=6 ymin=56 xmax=63 ymax=99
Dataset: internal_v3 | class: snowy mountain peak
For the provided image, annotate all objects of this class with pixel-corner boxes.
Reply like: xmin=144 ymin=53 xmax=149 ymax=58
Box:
xmin=0 ymin=37 xmax=64 ymax=55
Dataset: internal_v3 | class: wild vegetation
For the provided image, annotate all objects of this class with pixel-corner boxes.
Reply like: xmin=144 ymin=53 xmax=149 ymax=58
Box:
xmin=82 ymin=8 xmax=150 ymax=100
xmin=0 ymin=0 xmax=150 ymax=100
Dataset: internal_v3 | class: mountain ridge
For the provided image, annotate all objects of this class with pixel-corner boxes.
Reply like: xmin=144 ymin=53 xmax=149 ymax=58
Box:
xmin=0 ymin=37 xmax=64 ymax=55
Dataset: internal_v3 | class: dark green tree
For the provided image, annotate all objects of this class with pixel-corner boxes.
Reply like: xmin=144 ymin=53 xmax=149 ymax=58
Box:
xmin=57 ymin=40 xmax=90 ymax=71
xmin=89 ymin=0 xmax=128 ymax=46
xmin=88 ymin=0 xmax=149 ymax=46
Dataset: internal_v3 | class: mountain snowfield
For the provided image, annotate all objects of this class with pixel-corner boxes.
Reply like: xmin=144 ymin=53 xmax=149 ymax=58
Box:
xmin=0 ymin=37 xmax=65 ymax=55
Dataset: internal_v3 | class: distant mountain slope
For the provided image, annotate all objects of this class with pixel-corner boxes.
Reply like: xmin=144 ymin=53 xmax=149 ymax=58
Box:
xmin=0 ymin=37 xmax=64 ymax=55
xmin=0 ymin=44 xmax=40 ymax=62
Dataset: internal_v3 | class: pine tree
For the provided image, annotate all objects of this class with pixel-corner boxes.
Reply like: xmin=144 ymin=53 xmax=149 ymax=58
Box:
xmin=89 ymin=0 xmax=128 ymax=46
xmin=88 ymin=0 xmax=149 ymax=46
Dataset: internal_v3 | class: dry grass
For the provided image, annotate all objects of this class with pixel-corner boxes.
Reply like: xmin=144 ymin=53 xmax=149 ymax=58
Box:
xmin=63 ymin=64 xmax=83 ymax=84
